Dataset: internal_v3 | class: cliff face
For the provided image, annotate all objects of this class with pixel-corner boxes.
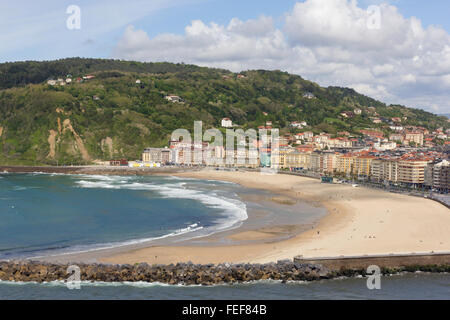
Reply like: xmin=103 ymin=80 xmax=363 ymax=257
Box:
xmin=0 ymin=59 xmax=447 ymax=165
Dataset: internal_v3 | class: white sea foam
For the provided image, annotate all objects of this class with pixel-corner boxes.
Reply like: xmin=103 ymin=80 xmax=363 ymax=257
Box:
xmin=30 ymin=223 xmax=206 ymax=259
xmin=32 ymin=175 xmax=249 ymax=256
xmin=75 ymin=177 xmax=248 ymax=233
xmin=4 ymin=174 xmax=247 ymax=259
xmin=0 ymin=279 xmax=195 ymax=288
xmin=12 ymin=186 xmax=28 ymax=191
xmin=0 ymin=278 xmax=311 ymax=288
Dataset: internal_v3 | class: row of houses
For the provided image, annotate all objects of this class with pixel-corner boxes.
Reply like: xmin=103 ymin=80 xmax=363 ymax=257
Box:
xmin=139 ymin=139 xmax=448 ymax=191
xmin=372 ymin=157 xmax=449 ymax=191
xmin=141 ymin=143 xmax=261 ymax=168
xmin=275 ymin=149 xmax=448 ymax=191
xmin=216 ymin=114 xmax=448 ymax=150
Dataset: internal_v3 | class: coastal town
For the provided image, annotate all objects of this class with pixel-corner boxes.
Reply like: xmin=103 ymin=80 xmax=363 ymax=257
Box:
xmin=40 ymin=73 xmax=450 ymax=194
xmin=120 ymin=116 xmax=450 ymax=194
xmin=3 ymin=0 xmax=450 ymax=303
xmin=43 ymin=72 xmax=449 ymax=195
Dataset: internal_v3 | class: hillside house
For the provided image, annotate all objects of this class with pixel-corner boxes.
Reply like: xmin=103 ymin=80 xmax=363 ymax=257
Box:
xmin=221 ymin=118 xmax=233 ymax=128
xmin=340 ymin=111 xmax=354 ymax=118
xmin=165 ymin=95 xmax=184 ymax=103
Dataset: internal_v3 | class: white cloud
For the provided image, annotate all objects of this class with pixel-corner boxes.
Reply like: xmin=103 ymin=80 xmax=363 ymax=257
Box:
xmin=372 ymin=64 xmax=395 ymax=76
xmin=114 ymin=0 xmax=450 ymax=113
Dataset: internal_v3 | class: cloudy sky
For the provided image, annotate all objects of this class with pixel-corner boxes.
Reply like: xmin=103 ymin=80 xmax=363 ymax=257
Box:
xmin=2 ymin=0 xmax=450 ymax=114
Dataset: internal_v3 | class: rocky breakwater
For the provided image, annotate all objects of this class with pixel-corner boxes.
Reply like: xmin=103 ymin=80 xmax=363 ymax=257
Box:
xmin=1 ymin=259 xmax=448 ymax=285
xmin=0 ymin=260 xmax=331 ymax=285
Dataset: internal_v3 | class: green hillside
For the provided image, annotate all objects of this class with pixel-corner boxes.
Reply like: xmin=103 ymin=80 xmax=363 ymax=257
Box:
xmin=0 ymin=58 xmax=447 ymax=165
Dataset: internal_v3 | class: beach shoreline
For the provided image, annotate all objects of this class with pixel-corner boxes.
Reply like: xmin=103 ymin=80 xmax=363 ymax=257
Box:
xmin=1 ymin=166 xmax=449 ymax=266
xmin=99 ymin=169 xmax=450 ymax=265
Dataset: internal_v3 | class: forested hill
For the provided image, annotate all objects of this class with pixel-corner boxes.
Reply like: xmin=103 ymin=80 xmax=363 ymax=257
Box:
xmin=0 ymin=58 xmax=219 ymax=90
xmin=0 ymin=58 xmax=447 ymax=165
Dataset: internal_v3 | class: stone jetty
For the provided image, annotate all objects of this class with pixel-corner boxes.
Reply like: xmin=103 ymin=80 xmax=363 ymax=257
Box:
xmin=1 ymin=260 xmax=449 ymax=285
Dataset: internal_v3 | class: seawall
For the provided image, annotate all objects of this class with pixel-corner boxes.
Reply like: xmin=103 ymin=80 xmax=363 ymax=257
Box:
xmin=294 ymin=253 xmax=450 ymax=272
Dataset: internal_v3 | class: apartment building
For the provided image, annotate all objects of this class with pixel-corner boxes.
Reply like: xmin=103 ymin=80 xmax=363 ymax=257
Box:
xmin=309 ymin=152 xmax=322 ymax=172
xmin=322 ymin=152 xmax=338 ymax=173
xmin=354 ymin=155 xmax=375 ymax=176
xmin=398 ymin=159 xmax=430 ymax=185
xmin=371 ymin=159 xmax=383 ymax=182
xmin=170 ymin=141 xmax=209 ymax=165
xmin=271 ymin=147 xmax=295 ymax=169
xmin=142 ymin=147 xmax=171 ymax=164
xmin=371 ymin=158 xmax=399 ymax=183
xmin=326 ymin=137 xmax=352 ymax=149
xmin=425 ymin=160 xmax=449 ymax=192
xmin=234 ymin=148 xmax=260 ymax=168
xmin=383 ymin=159 xmax=399 ymax=182
xmin=404 ymin=132 xmax=424 ymax=146
xmin=336 ymin=154 xmax=355 ymax=175
xmin=285 ymin=152 xmax=311 ymax=169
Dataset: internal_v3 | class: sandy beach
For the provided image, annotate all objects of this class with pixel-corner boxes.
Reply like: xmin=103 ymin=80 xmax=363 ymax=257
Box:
xmin=98 ymin=169 xmax=450 ymax=265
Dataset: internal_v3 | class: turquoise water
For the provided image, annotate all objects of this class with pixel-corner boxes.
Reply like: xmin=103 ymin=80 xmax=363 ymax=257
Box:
xmin=0 ymin=273 xmax=448 ymax=299
xmin=0 ymin=173 xmax=247 ymax=259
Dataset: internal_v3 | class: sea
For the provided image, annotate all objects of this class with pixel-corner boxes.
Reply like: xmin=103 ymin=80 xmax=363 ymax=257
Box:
xmin=0 ymin=173 xmax=448 ymax=300
xmin=0 ymin=173 xmax=250 ymax=260
xmin=1 ymin=273 xmax=448 ymax=300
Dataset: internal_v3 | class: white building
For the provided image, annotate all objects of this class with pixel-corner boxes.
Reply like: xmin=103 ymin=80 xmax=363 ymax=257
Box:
xmin=375 ymin=141 xmax=397 ymax=151
xmin=390 ymin=126 xmax=404 ymax=131
xmin=291 ymin=121 xmax=307 ymax=129
xmin=221 ymin=118 xmax=233 ymax=128
xmin=165 ymin=95 xmax=184 ymax=103
xmin=303 ymin=131 xmax=314 ymax=141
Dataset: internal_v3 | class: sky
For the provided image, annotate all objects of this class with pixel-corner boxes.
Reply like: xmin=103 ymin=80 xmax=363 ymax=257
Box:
xmin=2 ymin=0 xmax=450 ymax=114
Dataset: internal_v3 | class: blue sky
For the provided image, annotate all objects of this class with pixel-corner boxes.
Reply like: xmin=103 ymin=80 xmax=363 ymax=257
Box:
xmin=2 ymin=0 xmax=450 ymax=113
xmin=2 ymin=0 xmax=449 ymax=62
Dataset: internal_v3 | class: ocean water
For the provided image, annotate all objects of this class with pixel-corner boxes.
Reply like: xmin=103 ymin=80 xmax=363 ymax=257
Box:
xmin=0 ymin=173 xmax=448 ymax=300
xmin=0 ymin=173 xmax=248 ymax=259
xmin=0 ymin=273 xmax=448 ymax=300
